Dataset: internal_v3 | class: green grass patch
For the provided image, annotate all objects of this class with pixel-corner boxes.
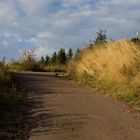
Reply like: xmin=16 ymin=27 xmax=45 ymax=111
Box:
xmin=66 ymin=73 xmax=140 ymax=109
xmin=44 ymin=67 xmax=66 ymax=72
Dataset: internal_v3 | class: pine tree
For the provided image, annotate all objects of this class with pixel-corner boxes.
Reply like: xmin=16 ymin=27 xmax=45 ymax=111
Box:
xmin=74 ymin=48 xmax=81 ymax=59
xmin=57 ymin=48 xmax=67 ymax=65
xmin=67 ymin=48 xmax=73 ymax=61
xmin=51 ymin=52 xmax=57 ymax=65
xmin=40 ymin=56 xmax=45 ymax=65
xmin=45 ymin=55 xmax=50 ymax=65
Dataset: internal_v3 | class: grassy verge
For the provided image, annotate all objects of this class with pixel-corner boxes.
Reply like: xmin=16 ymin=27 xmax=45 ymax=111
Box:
xmin=8 ymin=62 xmax=67 ymax=73
xmin=43 ymin=65 xmax=66 ymax=72
xmin=68 ymin=40 xmax=140 ymax=109
xmin=67 ymin=73 xmax=140 ymax=108
xmin=0 ymin=65 xmax=31 ymax=139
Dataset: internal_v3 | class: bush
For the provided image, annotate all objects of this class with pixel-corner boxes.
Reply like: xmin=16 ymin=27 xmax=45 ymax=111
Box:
xmin=0 ymin=64 xmax=30 ymax=139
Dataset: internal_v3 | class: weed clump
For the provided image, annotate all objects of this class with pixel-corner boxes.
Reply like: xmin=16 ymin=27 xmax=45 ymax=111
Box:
xmin=0 ymin=63 xmax=30 ymax=139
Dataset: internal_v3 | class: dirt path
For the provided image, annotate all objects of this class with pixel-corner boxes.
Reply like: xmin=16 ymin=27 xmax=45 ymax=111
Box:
xmin=17 ymin=72 xmax=140 ymax=140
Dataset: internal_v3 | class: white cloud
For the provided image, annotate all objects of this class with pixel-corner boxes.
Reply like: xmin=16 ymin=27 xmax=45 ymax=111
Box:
xmin=12 ymin=22 xmax=19 ymax=26
xmin=38 ymin=32 xmax=56 ymax=39
xmin=0 ymin=0 xmax=140 ymax=60
xmin=35 ymin=47 xmax=54 ymax=58
xmin=0 ymin=1 xmax=18 ymax=25
xmin=61 ymin=0 xmax=91 ymax=7
xmin=28 ymin=36 xmax=56 ymax=58
xmin=2 ymin=41 xmax=8 ymax=46
xmin=19 ymin=0 xmax=53 ymax=15
xmin=4 ymin=32 xmax=12 ymax=39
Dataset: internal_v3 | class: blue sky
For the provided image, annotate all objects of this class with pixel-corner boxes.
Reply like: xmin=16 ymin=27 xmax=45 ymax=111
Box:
xmin=0 ymin=0 xmax=140 ymax=60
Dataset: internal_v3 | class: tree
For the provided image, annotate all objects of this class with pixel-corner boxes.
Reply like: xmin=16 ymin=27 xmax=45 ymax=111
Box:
xmin=57 ymin=48 xmax=67 ymax=65
xmin=131 ymin=32 xmax=140 ymax=43
xmin=40 ymin=56 xmax=45 ymax=65
xmin=94 ymin=29 xmax=107 ymax=44
xmin=20 ymin=49 xmax=37 ymax=70
xmin=74 ymin=48 xmax=81 ymax=59
xmin=51 ymin=52 xmax=57 ymax=65
xmin=131 ymin=37 xmax=140 ymax=43
xmin=67 ymin=48 xmax=73 ymax=61
xmin=45 ymin=55 xmax=50 ymax=65
xmin=21 ymin=49 xmax=36 ymax=62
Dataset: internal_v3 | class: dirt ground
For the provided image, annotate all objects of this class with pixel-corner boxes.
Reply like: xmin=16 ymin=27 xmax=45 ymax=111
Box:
xmin=17 ymin=72 xmax=140 ymax=140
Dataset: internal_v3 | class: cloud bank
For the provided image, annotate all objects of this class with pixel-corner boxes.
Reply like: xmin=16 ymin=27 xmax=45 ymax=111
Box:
xmin=0 ymin=0 xmax=140 ymax=60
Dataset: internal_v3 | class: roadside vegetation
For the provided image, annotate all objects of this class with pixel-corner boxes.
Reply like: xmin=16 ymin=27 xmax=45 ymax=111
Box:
xmin=6 ymin=29 xmax=140 ymax=109
xmin=9 ymin=48 xmax=73 ymax=73
xmin=68 ymin=30 xmax=140 ymax=109
xmin=0 ymin=61 xmax=30 ymax=139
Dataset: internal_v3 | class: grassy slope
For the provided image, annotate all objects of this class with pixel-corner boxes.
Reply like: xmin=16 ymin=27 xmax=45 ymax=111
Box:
xmin=68 ymin=40 xmax=140 ymax=109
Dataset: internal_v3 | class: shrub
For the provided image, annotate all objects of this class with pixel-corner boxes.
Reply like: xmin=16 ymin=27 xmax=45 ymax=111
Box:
xmin=0 ymin=64 xmax=30 ymax=139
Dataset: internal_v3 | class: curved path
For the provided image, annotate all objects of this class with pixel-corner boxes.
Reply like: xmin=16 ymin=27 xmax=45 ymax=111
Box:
xmin=17 ymin=72 xmax=140 ymax=140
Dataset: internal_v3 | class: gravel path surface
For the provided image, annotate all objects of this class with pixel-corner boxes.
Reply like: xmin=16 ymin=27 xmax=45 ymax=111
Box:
xmin=17 ymin=72 xmax=140 ymax=140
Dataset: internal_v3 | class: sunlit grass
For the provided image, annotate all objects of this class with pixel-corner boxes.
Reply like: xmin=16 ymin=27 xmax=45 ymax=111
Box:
xmin=69 ymin=40 xmax=140 ymax=108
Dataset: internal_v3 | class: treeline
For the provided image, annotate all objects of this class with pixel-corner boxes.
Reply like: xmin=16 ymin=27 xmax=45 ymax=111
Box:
xmin=39 ymin=48 xmax=73 ymax=66
xmin=9 ymin=48 xmax=75 ymax=72
xmin=8 ymin=29 xmax=140 ymax=72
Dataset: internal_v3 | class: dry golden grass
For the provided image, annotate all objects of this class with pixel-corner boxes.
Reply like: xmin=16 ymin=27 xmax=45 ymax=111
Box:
xmin=69 ymin=40 xmax=140 ymax=107
xmin=75 ymin=40 xmax=140 ymax=88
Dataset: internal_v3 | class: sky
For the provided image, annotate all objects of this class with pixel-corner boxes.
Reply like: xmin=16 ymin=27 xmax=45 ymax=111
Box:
xmin=0 ymin=0 xmax=140 ymax=60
